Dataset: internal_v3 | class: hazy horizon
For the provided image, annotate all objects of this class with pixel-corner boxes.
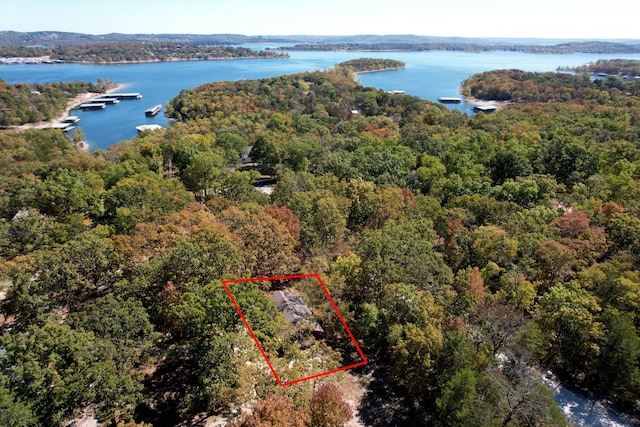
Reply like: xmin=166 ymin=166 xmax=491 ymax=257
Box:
xmin=1 ymin=0 xmax=638 ymax=40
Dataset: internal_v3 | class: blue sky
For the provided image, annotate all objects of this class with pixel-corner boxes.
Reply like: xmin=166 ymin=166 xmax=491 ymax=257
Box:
xmin=1 ymin=0 xmax=638 ymax=39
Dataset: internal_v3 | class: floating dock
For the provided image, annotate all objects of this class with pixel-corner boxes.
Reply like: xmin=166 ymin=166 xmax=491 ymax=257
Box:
xmin=91 ymin=97 xmax=120 ymax=104
xmin=145 ymin=104 xmax=163 ymax=116
xmin=109 ymin=93 xmax=143 ymax=100
xmin=62 ymin=116 xmax=80 ymax=124
xmin=79 ymin=103 xmax=106 ymax=110
xmin=136 ymin=124 xmax=163 ymax=133
xmin=41 ymin=123 xmax=76 ymax=132
xmin=473 ymin=105 xmax=498 ymax=113
xmin=439 ymin=97 xmax=462 ymax=104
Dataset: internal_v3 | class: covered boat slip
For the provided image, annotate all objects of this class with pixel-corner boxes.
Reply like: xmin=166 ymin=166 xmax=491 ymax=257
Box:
xmin=145 ymin=104 xmax=163 ymax=116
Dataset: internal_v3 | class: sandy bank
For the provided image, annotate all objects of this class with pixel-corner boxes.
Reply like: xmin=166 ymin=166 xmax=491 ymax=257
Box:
xmin=465 ymin=98 xmax=511 ymax=110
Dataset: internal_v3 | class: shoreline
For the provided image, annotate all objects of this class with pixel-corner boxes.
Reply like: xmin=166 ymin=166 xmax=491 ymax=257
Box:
xmin=1 ymin=56 xmax=288 ymax=66
xmin=353 ymin=66 xmax=405 ymax=75
xmin=9 ymin=83 xmax=126 ymax=132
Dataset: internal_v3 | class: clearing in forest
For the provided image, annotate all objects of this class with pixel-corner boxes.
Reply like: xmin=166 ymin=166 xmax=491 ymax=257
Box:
xmin=222 ymin=272 xmax=367 ymax=386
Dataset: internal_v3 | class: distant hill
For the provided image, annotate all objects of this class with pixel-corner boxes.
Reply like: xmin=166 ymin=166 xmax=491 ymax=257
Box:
xmin=0 ymin=31 xmax=296 ymax=46
xmin=2 ymin=31 xmax=639 ymax=47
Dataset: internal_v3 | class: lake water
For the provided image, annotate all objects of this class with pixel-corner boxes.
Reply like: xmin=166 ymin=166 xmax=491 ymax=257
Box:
xmin=2 ymin=47 xmax=640 ymax=149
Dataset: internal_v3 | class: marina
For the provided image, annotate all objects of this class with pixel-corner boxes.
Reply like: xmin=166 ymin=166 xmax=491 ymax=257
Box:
xmin=5 ymin=50 xmax=640 ymax=150
xmin=439 ymin=97 xmax=462 ymax=103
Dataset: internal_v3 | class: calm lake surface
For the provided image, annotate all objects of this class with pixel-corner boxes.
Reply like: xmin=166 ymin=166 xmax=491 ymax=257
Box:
xmin=2 ymin=47 xmax=640 ymax=150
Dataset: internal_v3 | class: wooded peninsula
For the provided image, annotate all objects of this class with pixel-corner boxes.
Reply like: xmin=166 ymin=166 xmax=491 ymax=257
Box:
xmin=276 ymin=41 xmax=640 ymax=54
xmin=1 ymin=59 xmax=640 ymax=426
xmin=0 ymin=42 xmax=288 ymax=64
xmin=0 ymin=79 xmax=115 ymax=127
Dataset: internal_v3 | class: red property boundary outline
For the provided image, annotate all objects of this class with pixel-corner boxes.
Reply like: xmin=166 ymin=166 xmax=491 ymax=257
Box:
xmin=222 ymin=272 xmax=368 ymax=386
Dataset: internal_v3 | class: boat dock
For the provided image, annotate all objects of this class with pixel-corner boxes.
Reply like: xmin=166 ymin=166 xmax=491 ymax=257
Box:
xmin=90 ymin=97 xmax=120 ymax=104
xmin=109 ymin=93 xmax=143 ymax=100
xmin=79 ymin=103 xmax=106 ymax=110
xmin=439 ymin=97 xmax=462 ymax=104
xmin=41 ymin=122 xmax=76 ymax=132
xmin=62 ymin=116 xmax=80 ymax=124
xmin=145 ymin=104 xmax=163 ymax=116
xmin=136 ymin=124 xmax=163 ymax=133
xmin=474 ymin=105 xmax=498 ymax=113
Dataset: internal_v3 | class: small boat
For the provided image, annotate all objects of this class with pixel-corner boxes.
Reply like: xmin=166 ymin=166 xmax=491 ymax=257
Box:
xmin=145 ymin=104 xmax=163 ymax=116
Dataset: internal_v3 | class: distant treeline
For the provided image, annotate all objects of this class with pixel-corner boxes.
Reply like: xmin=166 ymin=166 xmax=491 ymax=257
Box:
xmin=277 ymin=41 xmax=640 ymax=54
xmin=559 ymin=59 xmax=640 ymax=76
xmin=0 ymin=31 xmax=296 ymax=46
xmin=0 ymin=42 xmax=288 ymax=63
xmin=336 ymin=58 xmax=405 ymax=73
xmin=0 ymin=79 xmax=112 ymax=126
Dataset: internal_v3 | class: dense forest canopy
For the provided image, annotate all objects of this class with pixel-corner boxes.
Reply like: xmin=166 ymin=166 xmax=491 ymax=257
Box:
xmin=1 ymin=63 xmax=640 ymax=426
xmin=0 ymin=42 xmax=287 ymax=63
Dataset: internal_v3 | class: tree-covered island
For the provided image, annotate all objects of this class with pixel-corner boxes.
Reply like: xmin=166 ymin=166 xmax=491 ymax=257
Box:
xmin=335 ymin=58 xmax=405 ymax=73
xmin=2 ymin=61 xmax=640 ymax=425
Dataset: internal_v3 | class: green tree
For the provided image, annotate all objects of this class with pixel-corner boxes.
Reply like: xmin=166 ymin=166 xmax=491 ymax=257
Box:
xmin=436 ymin=368 xmax=501 ymax=427
xmin=0 ymin=322 xmax=143 ymax=425
xmin=596 ymin=308 xmax=640 ymax=402
xmin=68 ymin=294 xmax=156 ymax=363
xmin=162 ymin=227 xmax=244 ymax=289
xmin=358 ymin=218 xmax=453 ymax=301
xmin=181 ymin=151 xmax=225 ymax=199
xmin=0 ymin=385 xmax=37 ymax=427
xmin=535 ymin=281 xmax=604 ymax=379
xmin=488 ymin=146 xmax=532 ymax=185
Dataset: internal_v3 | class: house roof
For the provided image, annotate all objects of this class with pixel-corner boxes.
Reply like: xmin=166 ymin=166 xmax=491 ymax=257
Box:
xmin=270 ymin=290 xmax=324 ymax=333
